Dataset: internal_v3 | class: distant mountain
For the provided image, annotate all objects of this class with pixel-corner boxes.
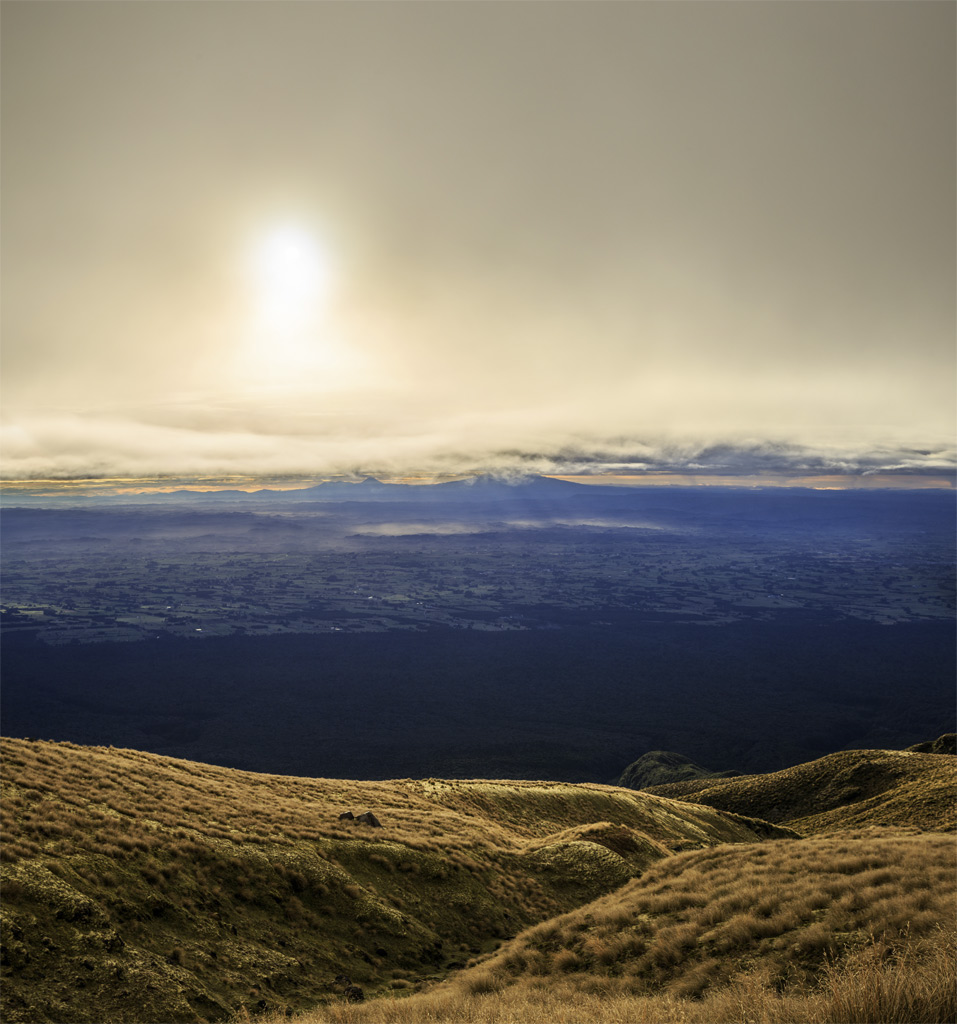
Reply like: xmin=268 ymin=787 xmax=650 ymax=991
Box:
xmin=257 ymin=477 xmax=405 ymax=500
xmin=430 ymin=473 xmax=587 ymax=497
xmin=113 ymin=474 xmax=601 ymax=504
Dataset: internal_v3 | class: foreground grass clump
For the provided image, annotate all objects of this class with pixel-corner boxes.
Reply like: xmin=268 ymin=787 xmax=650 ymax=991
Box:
xmin=1 ymin=737 xmax=783 ymax=1023
xmin=254 ymin=932 xmax=956 ymax=1023
xmin=272 ymin=829 xmax=956 ymax=1024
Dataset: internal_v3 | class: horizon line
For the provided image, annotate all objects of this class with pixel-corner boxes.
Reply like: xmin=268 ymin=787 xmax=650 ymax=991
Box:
xmin=0 ymin=471 xmax=954 ymax=497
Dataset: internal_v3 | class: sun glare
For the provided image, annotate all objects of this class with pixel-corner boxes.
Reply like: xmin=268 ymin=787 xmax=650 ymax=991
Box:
xmin=251 ymin=224 xmax=332 ymax=333
xmin=238 ymin=221 xmax=361 ymax=389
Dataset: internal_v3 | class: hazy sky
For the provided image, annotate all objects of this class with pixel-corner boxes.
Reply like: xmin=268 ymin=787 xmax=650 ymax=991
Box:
xmin=2 ymin=1 xmax=954 ymax=483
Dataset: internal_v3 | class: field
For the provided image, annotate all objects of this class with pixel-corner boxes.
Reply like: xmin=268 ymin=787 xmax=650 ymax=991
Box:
xmin=0 ymin=736 xmax=790 ymax=1023
xmin=2 ymin=489 xmax=953 ymax=644
xmin=2 ymin=619 xmax=953 ymax=784
xmin=286 ymin=830 xmax=956 ymax=1024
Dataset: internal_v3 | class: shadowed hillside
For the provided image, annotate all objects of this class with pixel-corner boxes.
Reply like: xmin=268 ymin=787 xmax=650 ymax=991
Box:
xmin=618 ymin=749 xmax=739 ymax=789
xmin=0 ymin=737 xmax=789 ymax=1024
xmin=644 ymin=747 xmax=957 ymax=834
xmin=907 ymin=733 xmax=956 ymax=755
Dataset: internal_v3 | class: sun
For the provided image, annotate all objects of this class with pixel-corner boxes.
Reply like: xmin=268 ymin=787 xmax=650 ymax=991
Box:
xmin=251 ymin=223 xmax=333 ymax=334
xmin=239 ymin=221 xmax=358 ymax=388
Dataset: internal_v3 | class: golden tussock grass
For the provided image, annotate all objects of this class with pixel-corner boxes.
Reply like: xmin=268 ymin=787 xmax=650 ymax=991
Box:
xmin=3 ymin=737 xmax=955 ymax=1024
xmin=248 ymin=930 xmax=956 ymax=1023
xmin=1 ymin=736 xmax=790 ymax=1023
xmin=1 ymin=737 xmax=782 ymax=863
xmin=265 ymin=828 xmax=956 ymax=1024
xmin=648 ymin=747 xmax=957 ymax=834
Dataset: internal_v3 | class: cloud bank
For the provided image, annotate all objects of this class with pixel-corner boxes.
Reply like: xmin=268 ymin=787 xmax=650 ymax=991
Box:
xmin=2 ymin=407 xmax=952 ymax=485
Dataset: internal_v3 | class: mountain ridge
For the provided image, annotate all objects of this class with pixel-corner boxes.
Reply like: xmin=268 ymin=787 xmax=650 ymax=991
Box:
xmin=617 ymin=750 xmax=740 ymax=789
xmin=118 ymin=474 xmax=598 ymax=505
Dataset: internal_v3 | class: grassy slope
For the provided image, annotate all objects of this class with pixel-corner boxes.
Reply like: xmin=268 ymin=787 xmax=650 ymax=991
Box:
xmin=0 ymin=738 xmax=790 ymax=1024
xmin=285 ymin=828 xmax=957 ymax=1024
xmin=644 ymin=748 xmax=957 ymax=834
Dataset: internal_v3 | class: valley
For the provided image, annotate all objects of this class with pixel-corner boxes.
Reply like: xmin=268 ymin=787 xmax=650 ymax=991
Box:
xmin=1 ymin=489 xmax=952 ymax=645
xmin=2 ymin=486 xmax=953 ymax=784
xmin=2 ymin=484 xmax=954 ymax=1023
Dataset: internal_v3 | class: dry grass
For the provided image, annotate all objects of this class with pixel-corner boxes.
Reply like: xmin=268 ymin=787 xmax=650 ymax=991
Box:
xmin=1 ymin=737 xmax=784 ymax=863
xmin=647 ymin=748 xmax=957 ymax=834
xmin=261 ymin=835 xmax=956 ymax=1024
xmin=3 ymin=737 xmax=955 ymax=1024
xmin=248 ymin=929 xmax=956 ymax=1023
xmin=0 ymin=736 xmax=786 ymax=1023
xmin=525 ymin=828 xmax=956 ymax=989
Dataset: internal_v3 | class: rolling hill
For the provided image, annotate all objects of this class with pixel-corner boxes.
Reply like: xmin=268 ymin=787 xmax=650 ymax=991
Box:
xmin=643 ymin=745 xmax=957 ymax=834
xmin=617 ymin=749 xmax=740 ymax=789
xmin=1 ymin=737 xmax=954 ymax=1024
xmin=0 ymin=737 xmax=791 ymax=1024
xmin=282 ymin=828 xmax=955 ymax=1024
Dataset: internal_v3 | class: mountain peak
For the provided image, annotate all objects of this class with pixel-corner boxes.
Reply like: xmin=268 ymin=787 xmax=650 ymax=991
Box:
xmin=438 ymin=473 xmax=582 ymax=492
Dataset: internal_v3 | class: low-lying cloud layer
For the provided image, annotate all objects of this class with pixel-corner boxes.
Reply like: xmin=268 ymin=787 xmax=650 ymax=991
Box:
xmin=351 ymin=518 xmax=676 ymax=537
xmin=2 ymin=407 xmax=952 ymax=486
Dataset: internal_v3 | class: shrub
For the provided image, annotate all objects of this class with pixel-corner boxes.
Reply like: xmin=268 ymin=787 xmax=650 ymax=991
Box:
xmin=461 ymin=970 xmax=502 ymax=995
xmin=551 ymin=950 xmax=583 ymax=973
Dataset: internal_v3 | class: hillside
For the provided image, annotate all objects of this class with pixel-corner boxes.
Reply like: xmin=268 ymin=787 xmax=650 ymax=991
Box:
xmin=644 ymin=747 xmax=957 ymax=834
xmin=0 ymin=737 xmax=791 ymax=1024
xmin=907 ymin=732 xmax=956 ymax=755
xmin=283 ymin=827 xmax=956 ymax=1023
xmin=617 ymin=749 xmax=739 ymax=789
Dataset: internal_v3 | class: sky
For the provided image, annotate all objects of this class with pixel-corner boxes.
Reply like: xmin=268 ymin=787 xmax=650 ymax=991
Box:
xmin=2 ymin=1 xmax=954 ymax=486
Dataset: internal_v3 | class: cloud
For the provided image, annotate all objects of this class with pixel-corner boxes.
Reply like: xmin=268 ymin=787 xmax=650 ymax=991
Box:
xmin=351 ymin=518 xmax=679 ymax=537
xmin=2 ymin=2 xmax=953 ymax=497
xmin=350 ymin=522 xmax=495 ymax=536
xmin=2 ymin=408 xmax=952 ymax=485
